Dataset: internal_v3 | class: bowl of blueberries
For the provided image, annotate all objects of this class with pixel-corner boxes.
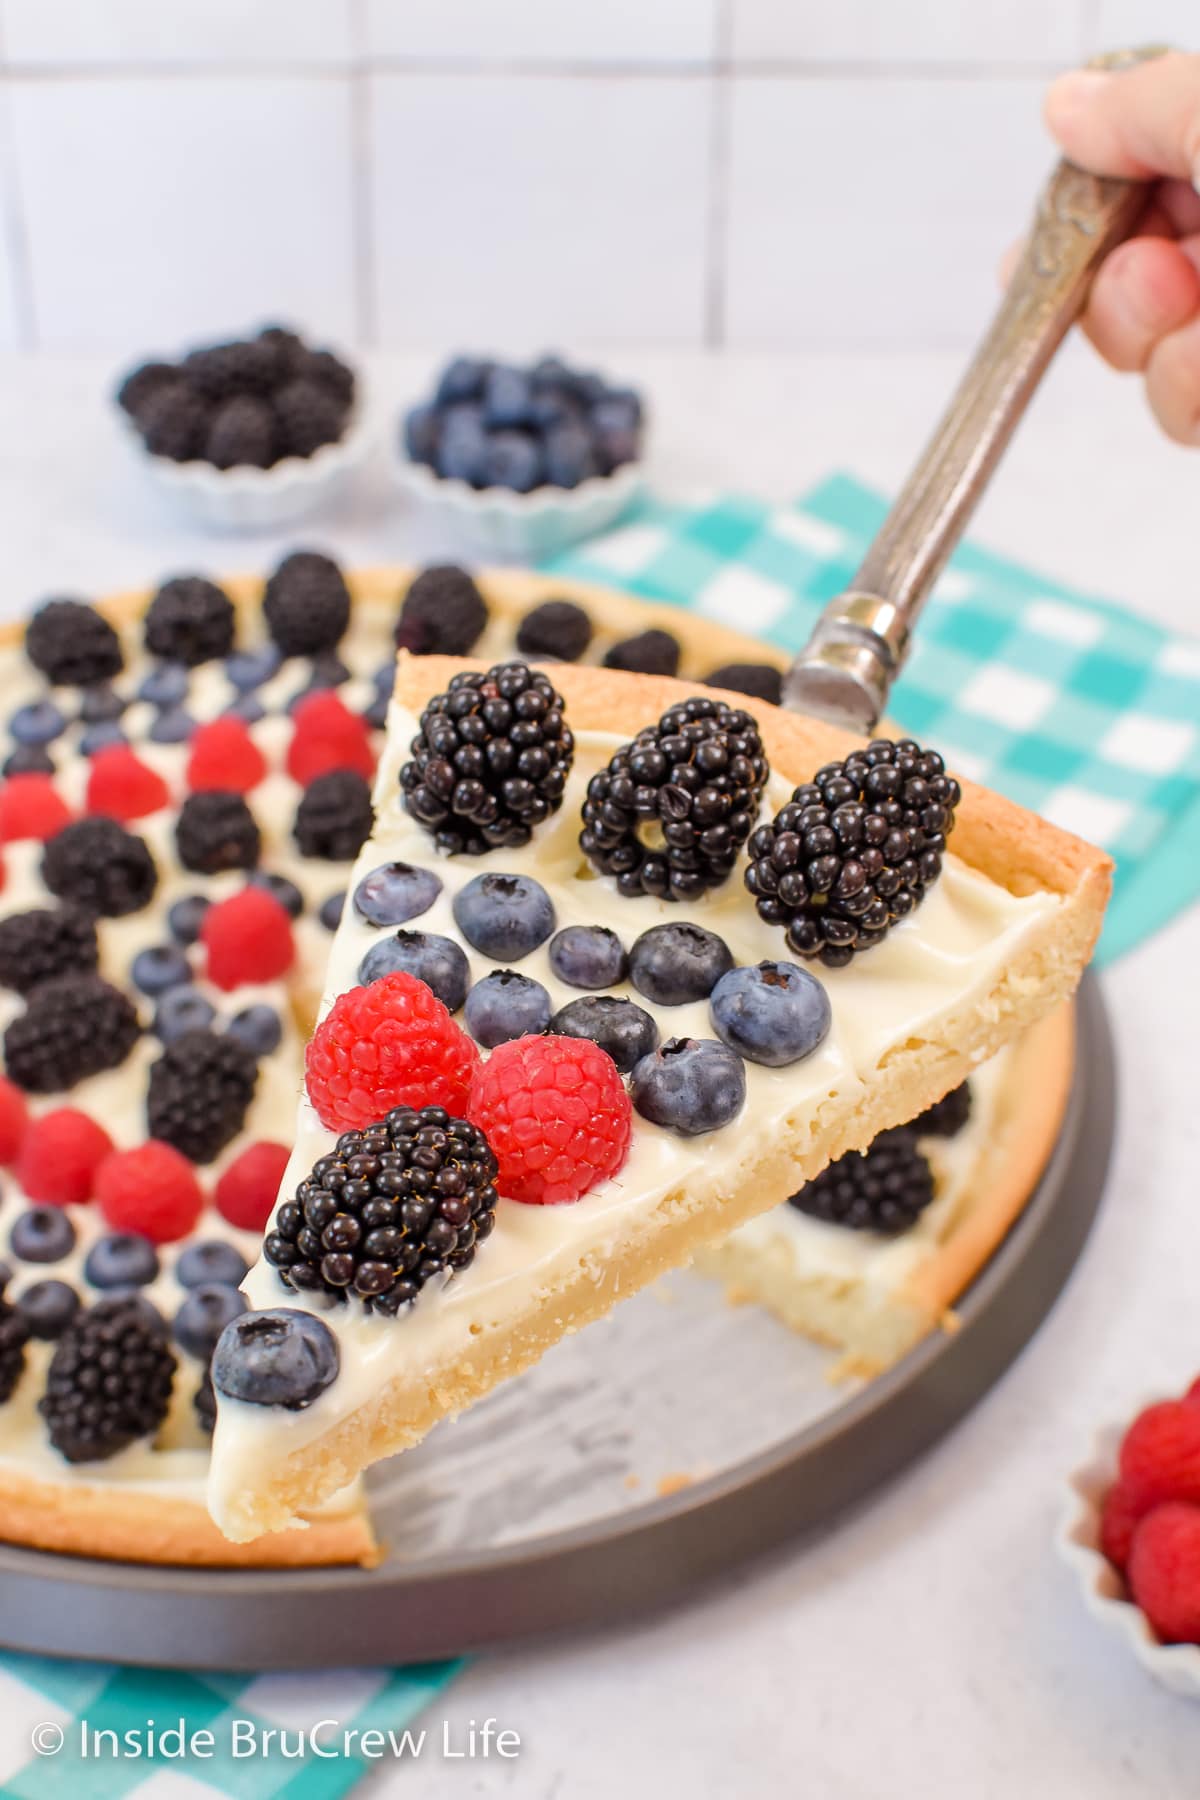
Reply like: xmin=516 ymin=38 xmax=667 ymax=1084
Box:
xmin=115 ymin=324 xmax=372 ymax=532
xmin=396 ymin=353 xmax=645 ymax=559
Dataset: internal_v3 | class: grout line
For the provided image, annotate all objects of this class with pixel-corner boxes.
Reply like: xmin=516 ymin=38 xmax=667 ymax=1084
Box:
xmin=349 ymin=0 xmax=376 ymax=347
xmin=703 ymin=0 xmax=733 ymax=349
xmin=0 ymin=13 xmax=37 ymax=350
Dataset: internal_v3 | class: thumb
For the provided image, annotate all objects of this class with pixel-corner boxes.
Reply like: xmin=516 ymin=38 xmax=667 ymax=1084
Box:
xmin=1044 ymin=50 xmax=1200 ymax=185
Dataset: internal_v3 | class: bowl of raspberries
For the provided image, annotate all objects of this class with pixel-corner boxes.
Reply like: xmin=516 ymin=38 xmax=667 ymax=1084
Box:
xmin=115 ymin=324 xmax=371 ymax=530
xmin=396 ymin=353 xmax=646 ymax=559
xmin=1058 ymin=1383 xmax=1200 ymax=1694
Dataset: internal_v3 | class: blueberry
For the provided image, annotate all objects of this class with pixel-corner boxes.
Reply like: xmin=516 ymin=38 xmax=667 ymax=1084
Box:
xmin=226 ymin=643 xmax=282 ymax=692
xmin=550 ymin=995 xmax=658 ymax=1074
xmin=363 ymin=693 xmax=389 ymax=730
xmin=436 ymin=414 xmax=488 ymax=485
xmin=483 ymin=365 xmax=534 ymax=429
xmin=452 ymin=873 xmax=555 ymax=961
xmin=176 ymin=1239 xmax=250 ymax=1289
xmin=548 ymin=924 xmax=627 ymax=990
xmin=225 ymin=693 xmax=266 ymax=725
xmin=403 ymin=402 xmax=440 ymax=466
xmin=84 ymin=1233 xmax=160 ymax=1290
xmin=10 ymin=699 xmax=66 ymax=746
xmin=168 ymin=893 xmax=210 ymax=946
xmin=353 ymin=861 xmax=442 ymax=928
xmin=631 ymin=1038 xmax=746 ymax=1135
xmin=154 ymin=985 xmax=217 ymax=1043
xmin=709 ymin=961 xmax=832 ymax=1067
xmin=131 ymin=943 xmax=191 ymax=996
xmin=149 ymin=707 xmax=195 ymax=744
xmin=530 ymin=354 xmax=573 ymax=391
xmin=591 ymin=399 xmax=641 ymax=472
xmin=481 ymin=431 xmax=542 ymax=494
xmin=593 ymin=388 xmax=642 ymax=430
xmin=79 ymin=683 xmax=126 ymax=723
xmin=435 ymin=356 xmax=491 ymax=408
xmin=251 ymin=871 xmax=304 ymax=919
xmin=16 ymin=1279 xmax=79 ymax=1339
xmin=139 ymin=661 xmax=190 ymax=707
xmin=373 ymin=661 xmax=396 ymax=699
xmin=529 ymin=387 xmax=578 ymax=431
xmin=227 ymin=1003 xmax=282 ymax=1057
xmin=10 ymin=1207 xmax=76 ymax=1265
xmin=174 ymin=1283 xmax=247 ymax=1360
xmin=80 ymin=721 xmax=127 ymax=755
xmin=4 ymin=745 xmax=54 ymax=776
xmin=628 ymin=923 xmax=734 ymax=1007
xmin=213 ymin=1307 xmax=340 ymax=1409
xmin=319 ymin=891 xmax=345 ymax=931
xmin=358 ymin=931 xmax=470 ymax=1012
xmin=543 ymin=422 xmax=598 ymax=489
xmin=465 ymin=970 xmax=551 ymax=1047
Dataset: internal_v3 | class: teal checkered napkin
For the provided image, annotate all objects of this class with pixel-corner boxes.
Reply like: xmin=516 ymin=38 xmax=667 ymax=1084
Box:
xmin=0 ymin=1651 xmax=461 ymax=1798
xmin=543 ymin=471 xmax=1200 ymax=961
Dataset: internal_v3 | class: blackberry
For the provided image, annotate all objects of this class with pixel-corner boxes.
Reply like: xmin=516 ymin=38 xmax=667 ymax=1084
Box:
xmin=789 ymin=1129 xmax=935 ymax=1235
xmin=273 ymin=378 xmax=348 ymax=458
xmin=295 ymin=346 xmax=355 ymax=406
xmin=515 ymin=598 xmax=593 ymax=663
xmin=0 ymin=1281 xmax=29 ymax=1404
xmin=42 ymin=816 xmax=158 ymax=917
xmin=912 ymin=1080 xmax=972 ymax=1138
xmin=25 ymin=598 xmax=123 ymax=687
xmin=0 ymin=905 xmax=98 ymax=994
xmin=194 ymin=1366 xmax=217 ymax=1435
xmin=137 ymin=380 xmax=209 ymax=461
xmin=144 ymin=576 xmax=236 ymax=666
xmin=580 ymin=696 xmax=768 ymax=901
xmin=400 ymin=661 xmax=574 ymax=855
xmin=264 ymin=1104 xmax=499 ymax=1314
xmin=263 ymin=550 xmax=351 ymax=655
xmin=176 ymin=790 xmax=261 ymax=874
xmin=39 ymin=1297 xmax=176 ymax=1463
xmin=147 ymin=1028 xmax=258 ymax=1164
xmin=183 ymin=338 xmax=280 ymax=401
xmin=745 ymin=738 xmax=961 ymax=968
xmin=206 ymin=394 xmax=276 ymax=469
xmin=603 ymin=628 xmax=680 ymax=677
xmin=294 ymin=770 xmax=374 ymax=861
xmin=395 ymin=566 xmax=487 ymax=656
xmin=3 ymin=973 xmax=140 ymax=1093
xmin=115 ymin=360 xmax=176 ymax=420
xmin=706 ymin=661 xmax=783 ymax=706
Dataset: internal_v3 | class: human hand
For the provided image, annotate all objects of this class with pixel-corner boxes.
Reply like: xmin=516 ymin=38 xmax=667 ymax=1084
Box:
xmin=1036 ymin=50 xmax=1200 ymax=443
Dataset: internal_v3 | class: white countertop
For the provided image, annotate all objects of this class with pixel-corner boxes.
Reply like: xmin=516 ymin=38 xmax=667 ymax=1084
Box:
xmin=2 ymin=346 xmax=1197 ymax=1798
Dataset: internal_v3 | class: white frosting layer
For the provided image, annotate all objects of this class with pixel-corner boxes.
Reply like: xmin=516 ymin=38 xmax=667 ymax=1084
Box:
xmin=209 ymin=707 xmax=1062 ymax=1531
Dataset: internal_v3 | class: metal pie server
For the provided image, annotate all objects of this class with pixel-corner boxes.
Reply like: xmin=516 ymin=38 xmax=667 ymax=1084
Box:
xmin=784 ymin=47 xmax=1163 ymax=733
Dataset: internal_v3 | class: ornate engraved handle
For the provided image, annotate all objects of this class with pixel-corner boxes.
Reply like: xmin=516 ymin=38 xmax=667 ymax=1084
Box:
xmin=785 ymin=47 xmax=1163 ymax=730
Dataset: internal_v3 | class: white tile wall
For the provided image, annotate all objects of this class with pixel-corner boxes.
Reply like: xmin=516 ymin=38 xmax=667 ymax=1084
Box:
xmin=9 ymin=76 xmax=357 ymax=351
xmin=368 ymin=74 xmax=713 ymax=346
xmin=0 ymin=0 xmax=1188 ymax=354
xmin=2 ymin=0 xmax=356 ymax=66
xmin=724 ymin=77 xmax=1050 ymax=348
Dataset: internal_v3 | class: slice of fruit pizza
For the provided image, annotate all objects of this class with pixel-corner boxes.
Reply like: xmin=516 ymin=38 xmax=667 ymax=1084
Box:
xmin=208 ymin=655 xmax=1110 ymax=1541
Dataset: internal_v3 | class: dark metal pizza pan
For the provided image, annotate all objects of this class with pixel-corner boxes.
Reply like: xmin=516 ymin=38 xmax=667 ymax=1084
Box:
xmin=0 ymin=975 xmax=1114 ymax=1670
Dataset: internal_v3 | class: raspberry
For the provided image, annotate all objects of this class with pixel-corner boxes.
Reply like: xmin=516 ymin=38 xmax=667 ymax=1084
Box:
xmin=286 ymin=691 xmax=375 ymax=786
xmin=0 ymin=775 xmax=71 ymax=843
xmin=186 ymin=718 xmax=267 ymax=794
xmin=468 ymin=1034 xmax=631 ymax=1205
xmin=16 ymin=1108 xmax=113 ymax=1205
xmin=1186 ymin=1378 xmax=1200 ymax=1411
xmin=95 ymin=1141 xmax=206 ymax=1244
xmin=305 ymin=971 xmax=480 ymax=1132
xmin=1119 ymin=1400 xmax=1200 ymax=1511
xmin=200 ymin=887 xmax=295 ymax=991
xmin=1100 ymin=1478 xmax=1144 ymax=1572
xmin=86 ymin=745 xmax=170 ymax=823
xmin=0 ymin=1077 xmax=28 ymax=1163
xmin=215 ymin=1140 xmax=290 ymax=1231
xmin=1128 ymin=1503 xmax=1200 ymax=1644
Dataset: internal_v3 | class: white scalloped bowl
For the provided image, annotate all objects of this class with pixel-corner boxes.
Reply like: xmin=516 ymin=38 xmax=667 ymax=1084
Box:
xmin=1056 ymin=1401 xmax=1200 ymax=1697
xmin=120 ymin=407 xmax=374 ymax=533
xmin=390 ymin=453 xmax=644 ymax=561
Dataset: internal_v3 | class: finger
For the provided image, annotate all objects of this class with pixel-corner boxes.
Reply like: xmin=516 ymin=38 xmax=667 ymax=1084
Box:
xmin=1145 ymin=315 xmax=1200 ymax=443
xmin=1158 ymin=178 xmax=1200 ymax=236
xmin=1044 ymin=51 xmax=1200 ymax=182
xmin=1080 ymin=236 xmax=1200 ymax=370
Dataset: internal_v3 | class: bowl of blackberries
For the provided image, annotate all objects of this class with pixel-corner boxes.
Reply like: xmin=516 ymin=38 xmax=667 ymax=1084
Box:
xmin=396 ymin=353 xmax=645 ymax=558
xmin=115 ymin=324 xmax=371 ymax=530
